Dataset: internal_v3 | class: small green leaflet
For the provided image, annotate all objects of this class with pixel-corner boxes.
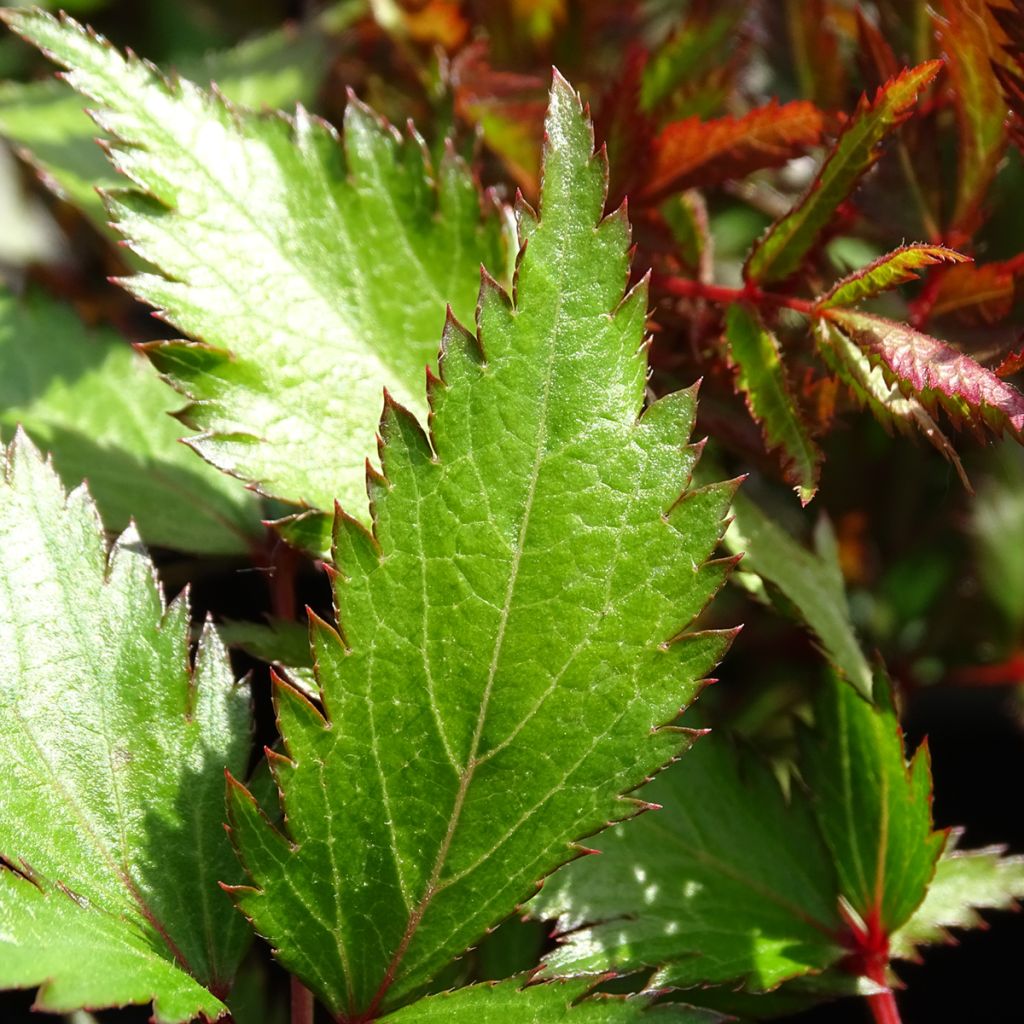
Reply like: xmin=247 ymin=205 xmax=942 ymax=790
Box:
xmin=227 ymin=74 xmax=735 ymax=1021
xmin=0 ymin=287 xmax=260 ymax=554
xmin=0 ymin=433 xmax=250 ymax=1022
xmin=0 ymin=17 xmax=332 ymax=240
xmin=724 ymin=304 xmax=821 ymax=504
xmin=799 ymin=671 xmax=946 ymax=937
xmin=379 ymin=978 xmax=719 ymax=1023
xmin=889 ymin=829 xmax=1024 ymax=959
xmin=3 ymin=7 xmax=505 ymax=516
xmin=815 ymin=244 xmax=968 ymax=310
xmin=745 ymin=62 xmax=940 ymax=284
xmin=532 ymin=728 xmax=845 ymax=991
xmin=724 ymin=488 xmax=873 ymax=697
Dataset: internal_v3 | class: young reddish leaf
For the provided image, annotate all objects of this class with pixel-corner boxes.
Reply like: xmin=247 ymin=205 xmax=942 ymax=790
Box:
xmin=637 ymin=100 xmax=826 ymax=205
xmin=815 ymin=244 xmax=969 ymax=310
xmin=725 ymin=303 xmax=822 ymax=504
xmin=786 ymin=0 xmax=847 ymax=109
xmin=996 ymin=342 xmax=1024 ymax=377
xmin=825 ymin=307 xmax=1024 ymax=441
xmin=662 ymin=190 xmax=713 ymax=281
xmin=227 ymin=75 xmax=735 ymax=1021
xmin=930 ymin=258 xmax=1020 ymax=324
xmin=936 ymin=0 xmax=1008 ymax=236
xmin=745 ymin=61 xmax=941 ymax=285
xmin=814 ymin=318 xmax=971 ymax=490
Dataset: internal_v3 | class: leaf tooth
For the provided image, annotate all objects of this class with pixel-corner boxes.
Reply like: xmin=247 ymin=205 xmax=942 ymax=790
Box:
xmin=438 ymin=304 xmax=485 ymax=388
xmin=377 ymin=389 xmax=435 ymax=488
xmin=476 ymin=264 xmax=514 ymax=345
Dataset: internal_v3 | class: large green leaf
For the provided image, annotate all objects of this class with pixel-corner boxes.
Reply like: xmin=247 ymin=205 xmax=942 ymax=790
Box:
xmin=745 ymin=62 xmax=940 ymax=284
xmin=3 ymin=8 xmax=505 ymax=515
xmin=0 ymin=288 xmax=260 ymax=554
xmin=379 ymin=978 xmax=718 ymax=1023
xmin=724 ymin=489 xmax=874 ymax=697
xmin=0 ymin=17 xmax=331 ymax=238
xmin=799 ymin=672 xmax=946 ymax=937
xmin=0 ymin=432 xmax=250 ymax=1021
xmin=227 ymin=75 xmax=734 ymax=1021
xmin=532 ymin=730 xmax=844 ymax=992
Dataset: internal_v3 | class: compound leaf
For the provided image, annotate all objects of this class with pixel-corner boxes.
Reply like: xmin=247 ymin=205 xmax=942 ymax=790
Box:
xmin=815 ymin=245 xmax=968 ymax=310
xmin=824 ymin=307 xmax=1024 ymax=442
xmin=724 ymin=303 xmax=821 ymax=504
xmin=0 ymin=288 xmax=261 ymax=554
xmin=227 ymin=74 xmax=734 ymax=1021
xmin=4 ymin=8 xmax=505 ymax=515
xmin=532 ymin=730 xmax=844 ymax=992
xmin=379 ymin=977 xmax=718 ymax=1023
xmin=0 ymin=432 xmax=250 ymax=1021
xmin=639 ymin=100 xmax=824 ymax=205
xmin=745 ymin=62 xmax=940 ymax=284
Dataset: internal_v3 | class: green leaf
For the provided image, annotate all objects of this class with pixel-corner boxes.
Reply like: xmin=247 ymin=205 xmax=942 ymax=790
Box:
xmin=814 ymin=318 xmax=970 ymax=490
xmin=379 ymin=978 xmax=719 ymax=1023
xmin=799 ymin=672 xmax=946 ymax=936
xmin=216 ymin=617 xmax=317 ymax=699
xmin=227 ymin=74 xmax=734 ymax=1020
xmin=824 ymin=307 xmax=1024 ymax=442
xmin=532 ymin=730 xmax=844 ymax=992
xmin=0 ymin=17 xmax=332 ymax=239
xmin=889 ymin=829 xmax=1024 ymax=959
xmin=745 ymin=62 xmax=941 ymax=284
xmin=0 ymin=432 xmax=250 ymax=1021
xmin=724 ymin=303 xmax=821 ymax=504
xmin=3 ymin=8 xmax=505 ymax=515
xmin=724 ymin=489 xmax=874 ymax=697
xmin=815 ymin=244 xmax=968 ymax=310
xmin=0 ymin=288 xmax=261 ymax=554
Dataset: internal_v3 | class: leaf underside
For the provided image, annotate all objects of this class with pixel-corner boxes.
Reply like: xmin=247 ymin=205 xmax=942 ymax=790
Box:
xmin=0 ymin=433 xmax=250 ymax=1022
xmin=4 ymin=7 xmax=505 ymax=516
xmin=227 ymin=74 xmax=735 ymax=1021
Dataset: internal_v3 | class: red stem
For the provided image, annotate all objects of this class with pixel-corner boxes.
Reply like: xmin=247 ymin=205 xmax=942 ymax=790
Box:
xmin=866 ymin=985 xmax=904 ymax=1024
xmin=653 ymin=272 xmax=817 ymax=315
xmin=291 ymin=977 xmax=314 ymax=1024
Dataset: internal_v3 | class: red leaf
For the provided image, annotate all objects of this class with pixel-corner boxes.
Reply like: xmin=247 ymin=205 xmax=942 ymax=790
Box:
xmin=637 ymin=100 xmax=825 ymax=204
xmin=825 ymin=307 xmax=1024 ymax=441
xmin=930 ymin=259 xmax=1020 ymax=324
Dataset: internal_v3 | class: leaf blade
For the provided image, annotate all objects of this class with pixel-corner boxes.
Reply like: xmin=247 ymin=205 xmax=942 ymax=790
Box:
xmin=229 ymin=73 xmax=734 ymax=1019
xmin=0 ymin=433 xmax=250 ymax=1019
xmin=3 ymin=7 xmax=504 ymax=515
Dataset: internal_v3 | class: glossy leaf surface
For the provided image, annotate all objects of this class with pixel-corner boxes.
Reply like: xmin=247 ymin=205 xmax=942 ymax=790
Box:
xmin=4 ymin=8 xmax=504 ymax=515
xmin=0 ymin=19 xmax=332 ymax=238
xmin=228 ymin=74 xmax=734 ymax=1021
xmin=0 ymin=433 xmax=250 ymax=1021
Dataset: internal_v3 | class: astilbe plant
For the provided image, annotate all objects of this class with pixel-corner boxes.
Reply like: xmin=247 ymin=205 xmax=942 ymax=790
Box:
xmin=0 ymin=3 xmax=1022 ymax=1024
